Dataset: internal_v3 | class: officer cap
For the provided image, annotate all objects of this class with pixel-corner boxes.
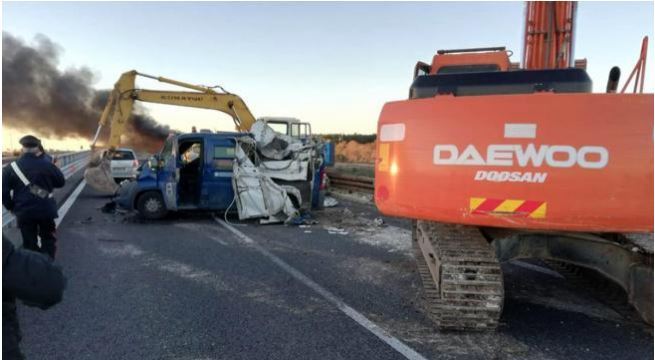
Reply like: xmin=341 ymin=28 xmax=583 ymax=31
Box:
xmin=19 ymin=135 xmax=41 ymax=148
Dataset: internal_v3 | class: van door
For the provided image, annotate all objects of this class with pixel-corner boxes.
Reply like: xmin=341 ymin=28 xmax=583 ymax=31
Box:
xmin=158 ymin=136 xmax=178 ymax=211
xmin=201 ymin=138 xmax=236 ymax=210
xmin=178 ymin=138 xmax=203 ymax=207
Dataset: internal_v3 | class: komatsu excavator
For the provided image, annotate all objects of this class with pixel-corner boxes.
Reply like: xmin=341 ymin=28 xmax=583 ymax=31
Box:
xmin=376 ymin=1 xmax=653 ymax=331
xmin=84 ymin=70 xmax=257 ymax=193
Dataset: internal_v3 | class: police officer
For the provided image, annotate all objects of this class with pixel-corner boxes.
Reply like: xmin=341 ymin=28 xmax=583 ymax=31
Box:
xmin=2 ymin=135 xmax=65 ymax=259
xmin=37 ymin=144 xmax=54 ymax=163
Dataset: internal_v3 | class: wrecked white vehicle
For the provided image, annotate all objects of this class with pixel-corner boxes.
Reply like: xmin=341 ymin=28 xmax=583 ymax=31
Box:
xmin=232 ymin=119 xmax=326 ymax=223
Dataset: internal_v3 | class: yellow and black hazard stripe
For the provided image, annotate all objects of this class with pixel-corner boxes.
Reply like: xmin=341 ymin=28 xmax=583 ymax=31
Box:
xmin=470 ymin=197 xmax=547 ymax=218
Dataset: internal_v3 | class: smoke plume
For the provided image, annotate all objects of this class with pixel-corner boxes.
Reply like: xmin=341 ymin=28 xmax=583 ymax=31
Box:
xmin=2 ymin=32 xmax=172 ymax=151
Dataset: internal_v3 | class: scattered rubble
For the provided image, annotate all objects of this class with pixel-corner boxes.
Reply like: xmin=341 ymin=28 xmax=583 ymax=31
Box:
xmin=318 ymin=204 xmax=412 ymax=256
xmin=323 ymin=196 xmax=339 ymax=208
xmin=325 ymin=226 xmax=349 ymax=235
xmin=623 ymin=233 xmax=654 ymax=254
xmin=100 ymin=201 xmax=117 ymax=214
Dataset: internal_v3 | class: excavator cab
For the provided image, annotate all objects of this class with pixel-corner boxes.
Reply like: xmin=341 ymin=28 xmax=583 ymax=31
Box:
xmin=409 ymin=47 xmax=592 ymax=99
xmin=413 ymin=47 xmax=511 ymax=80
xmin=259 ymin=117 xmax=313 ymax=141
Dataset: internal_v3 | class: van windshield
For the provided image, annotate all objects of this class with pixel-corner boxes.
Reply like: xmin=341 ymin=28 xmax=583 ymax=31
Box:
xmin=267 ymin=122 xmax=288 ymax=135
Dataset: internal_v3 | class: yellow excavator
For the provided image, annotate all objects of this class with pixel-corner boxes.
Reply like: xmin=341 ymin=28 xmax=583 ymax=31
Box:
xmin=84 ymin=70 xmax=257 ymax=193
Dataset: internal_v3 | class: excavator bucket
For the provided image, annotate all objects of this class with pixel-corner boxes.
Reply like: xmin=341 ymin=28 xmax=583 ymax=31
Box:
xmin=84 ymin=151 xmax=119 ymax=194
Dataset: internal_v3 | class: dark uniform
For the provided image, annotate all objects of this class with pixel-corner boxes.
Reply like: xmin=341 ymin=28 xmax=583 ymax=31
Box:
xmin=3 ymin=235 xmax=66 ymax=359
xmin=2 ymin=136 xmax=65 ymax=259
xmin=38 ymin=144 xmax=54 ymax=163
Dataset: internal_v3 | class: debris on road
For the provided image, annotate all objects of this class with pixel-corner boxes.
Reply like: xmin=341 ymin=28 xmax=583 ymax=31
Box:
xmin=100 ymin=201 xmax=117 ymax=214
xmin=288 ymin=212 xmax=318 ymax=226
xmin=318 ymin=204 xmax=412 ymax=255
xmin=323 ymin=196 xmax=339 ymax=208
xmin=324 ymin=226 xmax=349 ymax=235
xmin=623 ymin=233 xmax=654 ymax=253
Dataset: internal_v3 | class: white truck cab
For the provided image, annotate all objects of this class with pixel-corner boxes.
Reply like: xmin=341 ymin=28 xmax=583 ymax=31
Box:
xmin=258 ymin=117 xmax=312 ymax=142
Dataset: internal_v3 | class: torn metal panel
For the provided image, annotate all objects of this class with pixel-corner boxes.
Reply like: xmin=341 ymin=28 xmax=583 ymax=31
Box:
xmin=250 ymin=120 xmax=304 ymax=160
xmin=232 ymin=140 xmax=299 ymax=223
xmin=280 ymin=185 xmax=302 ymax=207
xmin=258 ymin=149 xmax=313 ymax=181
xmin=231 ymin=120 xmax=325 ymax=223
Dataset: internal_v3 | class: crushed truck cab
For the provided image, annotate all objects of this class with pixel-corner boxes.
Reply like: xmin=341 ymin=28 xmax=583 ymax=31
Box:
xmin=115 ymin=129 xmax=325 ymax=220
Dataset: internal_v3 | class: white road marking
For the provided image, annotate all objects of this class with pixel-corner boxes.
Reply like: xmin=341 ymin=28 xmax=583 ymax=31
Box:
xmin=214 ymin=216 xmax=428 ymax=360
xmin=55 ymin=180 xmax=86 ymax=227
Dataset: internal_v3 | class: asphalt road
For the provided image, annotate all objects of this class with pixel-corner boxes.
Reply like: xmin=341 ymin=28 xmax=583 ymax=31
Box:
xmin=13 ymin=186 xmax=653 ymax=360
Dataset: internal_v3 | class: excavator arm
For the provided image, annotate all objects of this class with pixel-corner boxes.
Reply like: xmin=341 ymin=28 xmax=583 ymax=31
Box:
xmin=86 ymin=70 xmax=257 ymax=193
xmin=91 ymin=70 xmax=257 ymax=149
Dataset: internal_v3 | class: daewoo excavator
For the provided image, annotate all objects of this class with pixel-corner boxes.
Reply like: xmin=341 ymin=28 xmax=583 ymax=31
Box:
xmin=375 ymin=1 xmax=653 ymax=330
xmin=84 ymin=70 xmax=257 ymax=193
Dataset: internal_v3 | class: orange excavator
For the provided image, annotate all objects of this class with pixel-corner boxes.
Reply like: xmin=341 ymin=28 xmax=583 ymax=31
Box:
xmin=376 ymin=1 xmax=653 ymax=330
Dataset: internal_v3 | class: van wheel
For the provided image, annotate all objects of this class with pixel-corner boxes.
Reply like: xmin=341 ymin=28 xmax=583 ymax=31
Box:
xmin=136 ymin=191 xmax=168 ymax=219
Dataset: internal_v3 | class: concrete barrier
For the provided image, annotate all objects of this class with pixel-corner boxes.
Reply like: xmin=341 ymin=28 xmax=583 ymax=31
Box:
xmin=2 ymin=151 xmax=90 ymax=227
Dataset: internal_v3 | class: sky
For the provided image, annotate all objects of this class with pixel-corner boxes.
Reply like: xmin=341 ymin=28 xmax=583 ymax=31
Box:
xmin=2 ymin=1 xmax=654 ymax=150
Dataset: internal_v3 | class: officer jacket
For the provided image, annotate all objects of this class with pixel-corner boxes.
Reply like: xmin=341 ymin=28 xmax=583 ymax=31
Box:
xmin=2 ymin=153 xmax=65 ymax=219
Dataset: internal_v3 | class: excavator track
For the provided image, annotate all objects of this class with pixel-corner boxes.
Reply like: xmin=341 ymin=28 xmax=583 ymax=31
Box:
xmin=413 ymin=220 xmax=504 ymax=331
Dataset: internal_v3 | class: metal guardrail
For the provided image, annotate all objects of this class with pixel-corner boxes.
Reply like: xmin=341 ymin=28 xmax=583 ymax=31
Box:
xmin=2 ymin=156 xmax=18 ymax=165
xmin=2 ymin=150 xmax=72 ymax=165
xmin=2 ymin=151 xmax=91 ymax=227
xmin=326 ymin=169 xmax=374 ymax=191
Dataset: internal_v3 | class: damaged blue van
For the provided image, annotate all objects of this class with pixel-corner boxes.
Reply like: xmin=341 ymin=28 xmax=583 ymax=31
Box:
xmin=115 ymin=131 xmax=327 ymax=219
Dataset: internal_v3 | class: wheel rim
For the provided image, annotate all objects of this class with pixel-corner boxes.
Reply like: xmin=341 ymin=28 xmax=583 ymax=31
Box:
xmin=144 ymin=197 xmax=161 ymax=213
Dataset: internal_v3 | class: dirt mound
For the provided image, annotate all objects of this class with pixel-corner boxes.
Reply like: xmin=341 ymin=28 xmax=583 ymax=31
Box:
xmin=335 ymin=140 xmax=375 ymax=163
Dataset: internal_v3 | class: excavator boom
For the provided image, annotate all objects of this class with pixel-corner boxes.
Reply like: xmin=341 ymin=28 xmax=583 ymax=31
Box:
xmin=133 ymin=90 xmax=255 ymax=130
xmin=523 ymin=1 xmax=576 ymax=70
xmin=85 ymin=70 xmax=257 ymax=193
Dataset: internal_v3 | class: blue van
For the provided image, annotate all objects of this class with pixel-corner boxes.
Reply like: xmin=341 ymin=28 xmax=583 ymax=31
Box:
xmin=115 ymin=132 xmax=326 ymax=219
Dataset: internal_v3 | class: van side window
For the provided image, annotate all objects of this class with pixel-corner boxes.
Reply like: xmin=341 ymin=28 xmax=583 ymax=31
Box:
xmin=212 ymin=145 xmax=235 ymax=171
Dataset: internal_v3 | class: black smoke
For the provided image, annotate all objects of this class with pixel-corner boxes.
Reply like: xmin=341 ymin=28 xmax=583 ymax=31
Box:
xmin=2 ymin=32 xmax=172 ymax=151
